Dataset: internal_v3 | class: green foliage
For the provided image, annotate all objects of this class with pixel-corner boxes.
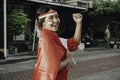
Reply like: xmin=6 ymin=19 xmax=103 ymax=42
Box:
xmin=110 ymin=21 xmax=120 ymax=41
xmin=88 ymin=0 xmax=120 ymax=16
xmin=87 ymin=0 xmax=120 ymax=41
xmin=7 ymin=9 xmax=31 ymax=35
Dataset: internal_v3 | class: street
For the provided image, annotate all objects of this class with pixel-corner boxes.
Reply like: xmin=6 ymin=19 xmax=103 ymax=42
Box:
xmin=0 ymin=49 xmax=120 ymax=80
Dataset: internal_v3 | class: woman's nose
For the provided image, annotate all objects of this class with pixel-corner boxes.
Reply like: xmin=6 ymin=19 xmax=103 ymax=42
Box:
xmin=53 ymin=18 xmax=59 ymax=23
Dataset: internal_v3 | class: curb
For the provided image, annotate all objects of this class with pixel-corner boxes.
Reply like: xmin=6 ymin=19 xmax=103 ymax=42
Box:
xmin=0 ymin=56 xmax=37 ymax=64
xmin=0 ymin=51 xmax=37 ymax=64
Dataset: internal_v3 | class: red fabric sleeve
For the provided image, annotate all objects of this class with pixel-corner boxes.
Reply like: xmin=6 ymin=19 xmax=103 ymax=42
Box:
xmin=67 ymin=37 xmax=79 ymax=51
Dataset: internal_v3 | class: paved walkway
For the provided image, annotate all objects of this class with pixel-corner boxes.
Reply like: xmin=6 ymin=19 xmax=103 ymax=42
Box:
xmin=0 ymin=49 xmax=120 ymax=80
xmin=68 ymin=55 xmax=120 ymax=80
xmin=68 ymin=49 xmax=120 ymax=80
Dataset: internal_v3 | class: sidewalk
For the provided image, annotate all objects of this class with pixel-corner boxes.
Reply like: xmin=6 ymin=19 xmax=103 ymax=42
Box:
xmin=68 ymin=48 xmax=120 ymax=80
xmin=0 ymin=48 xmax=120 ymax=80
xmin=0 ymin=48 xmax=119 ymax=64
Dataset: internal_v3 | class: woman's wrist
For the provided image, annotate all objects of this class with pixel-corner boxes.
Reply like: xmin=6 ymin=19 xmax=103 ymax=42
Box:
xmin=76 ymin=22 xmax=82 ymax=25
xmin=65 ymin=57 xmax=71 ymax=64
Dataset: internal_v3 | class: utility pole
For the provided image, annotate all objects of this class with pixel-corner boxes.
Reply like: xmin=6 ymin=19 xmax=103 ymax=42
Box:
xmin=4 ymin=0 xmax=7 ymax=58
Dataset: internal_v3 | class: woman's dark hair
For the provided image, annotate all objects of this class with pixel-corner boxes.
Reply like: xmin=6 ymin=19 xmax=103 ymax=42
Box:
xmin=36 ymin=5 xmax=56 ymax=29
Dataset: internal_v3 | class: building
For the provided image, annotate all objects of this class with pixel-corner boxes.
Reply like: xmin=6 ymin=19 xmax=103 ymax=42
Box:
xmin=1 ymin=0 xmax=91 ymax=58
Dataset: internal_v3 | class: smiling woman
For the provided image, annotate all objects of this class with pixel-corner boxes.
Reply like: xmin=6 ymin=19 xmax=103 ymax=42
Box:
xmin=36 ymin=7 xmax=60 ymax=32
xmin=32 ymin=5 xmax=83 ymax=80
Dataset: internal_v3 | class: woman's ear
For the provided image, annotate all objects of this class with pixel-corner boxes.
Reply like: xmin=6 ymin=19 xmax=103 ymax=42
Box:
xmin=42 ymin=22 xmax=45 ymax=26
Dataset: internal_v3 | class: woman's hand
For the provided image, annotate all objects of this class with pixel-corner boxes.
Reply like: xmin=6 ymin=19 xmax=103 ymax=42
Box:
xmin=66 ymin=49 xmax=72 ymax=63
xmin=73 ymin=13 xmax=82 ymax=24
xmin=59 ymin=49 xmax=72 ymax=71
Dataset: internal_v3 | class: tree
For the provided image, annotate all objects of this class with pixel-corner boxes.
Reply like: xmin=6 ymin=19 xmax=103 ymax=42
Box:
xmin=7 ymin=9 xmax=31 ymax=42
xmin=7 ymin=9 xmax=31 ymax=53
xmin=87 ymin=0 xmax=120 ymax=41
xmin=88 ymin=0 xmax=120 ymax=16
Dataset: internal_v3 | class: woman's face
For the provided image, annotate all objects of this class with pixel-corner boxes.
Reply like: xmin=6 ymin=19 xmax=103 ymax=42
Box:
xmin=42 ymin=10 xmax=60 ymax=32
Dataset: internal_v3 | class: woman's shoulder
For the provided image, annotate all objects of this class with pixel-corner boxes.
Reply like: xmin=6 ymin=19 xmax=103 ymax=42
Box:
xmin=40 ymin=29 xmax=55 ymax=39
xmin=40 ymin=30 xmax=49 ymax=38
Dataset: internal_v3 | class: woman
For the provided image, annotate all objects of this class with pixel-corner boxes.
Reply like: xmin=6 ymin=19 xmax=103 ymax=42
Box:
xmin=32 ymin=5 xmax=82 ymax=80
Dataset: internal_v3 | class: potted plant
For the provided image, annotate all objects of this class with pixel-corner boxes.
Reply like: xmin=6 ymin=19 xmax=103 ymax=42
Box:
xmin=7 ymin=9 xmax=31 ymax=54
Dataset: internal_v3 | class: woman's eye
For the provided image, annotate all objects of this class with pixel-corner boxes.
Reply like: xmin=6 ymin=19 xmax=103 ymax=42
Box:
xmin=48 ymin=15 xmax=59 ymax=19
xmin=55 ymin=15 xmax=59 ymax=18
xmin=48 ymin=16 xmax=53 ymax=19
